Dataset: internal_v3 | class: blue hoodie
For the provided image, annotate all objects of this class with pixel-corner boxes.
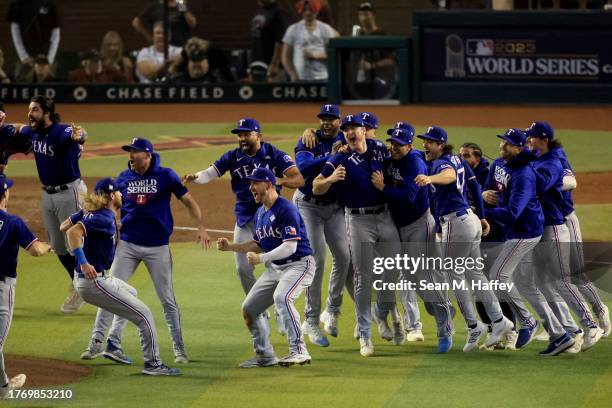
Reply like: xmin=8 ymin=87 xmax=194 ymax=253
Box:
xmin=485 ymin=150 xmax=544 ymax=239
xmin=532 ymin=149 xmax=566 ymax=226
xmin=117 ymin=153 xmax=188 ymax=247
xmin=553 ymin=148 xmax=575 ymax=217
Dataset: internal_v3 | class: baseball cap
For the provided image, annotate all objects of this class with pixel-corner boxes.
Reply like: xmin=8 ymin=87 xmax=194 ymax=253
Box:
xmin=340 ymin=114 xmax=366 ymax=130
xmin=359 ymin=2 xmax=375 ymax=12
xmin=387 ymin=121 xmax=415 ymax=136
xmin=245 ymin=167 xmax=276 ymax=185
xmin=231 ymin=118 xmax=261 ymax=134
xmin=94 ymin=177 xmax=119 ymax=195
xmin=122 ymin=137 xmax=154 ymax=153
xmin=417 ymin=126 xmax=448 ymax=143
xmin=360 ymin=112 xmax=378 ymax=129
xmin=525 ymin=121 xmax=554 ymax=141
xmin=497 ymin=128 xmax=527 ymax=147
xmin=386 ymin=128 xmax=414 ymax=146
xmin=317 ymin=104 xmax=340 ymax=119
xmin=0 ymin=175 xmax=13 ymax=195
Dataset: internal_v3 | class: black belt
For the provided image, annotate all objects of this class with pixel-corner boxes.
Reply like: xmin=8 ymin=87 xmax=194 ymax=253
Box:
xmin=349 ymin=205 xmax=386 ymax=215
xmin=301 ymin=194 xmax=336 ymax=206
xmin=273 ymin=256 xmax=307 ymax=266
xmin=42 ymin=184 xmax=70 ymax=194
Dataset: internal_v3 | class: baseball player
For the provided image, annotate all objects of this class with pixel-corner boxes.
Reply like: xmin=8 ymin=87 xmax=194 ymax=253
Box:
xmin=60 ymin=177 xmax=180 ymax=376
xmin=371 ymin=124 xmax=455 ymax=348
xmin=217 ymin=167 xmax=315 ymax=367
xmin=0 ymin=102 xmax=31 ymax=175
xmin=312 ymin=114 xmax=399 ymax=357
xmin=415 ymin=126 xmax=513 ymax=352
xmin=18 ymin=96 xmax=88 ymax=314
xmin=293 ymin=104 xmax=352 ymax=346
xmin=183 ymin=118 xmax=304 ymax=336
xmin=1 ymin=175 xmax=53 ymax=398
xmin=360 ymin=111 xmax=378 ymax=139
xmin=484 ymin=128 xmax=575 ymax=356
xmin=459 ymin=143 xmax=489 ymax=187
xmin=80 ymin=138 xmax=210 ymax=365
xmin=526 ymin=122 xmax=604 ymax=350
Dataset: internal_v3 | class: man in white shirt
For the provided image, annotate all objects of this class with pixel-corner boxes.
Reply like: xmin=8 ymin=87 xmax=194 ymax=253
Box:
xmin=136 ymin=21 xmax=182 ymax=83
xmin=281 ymin=0 xmax=337 ymax=82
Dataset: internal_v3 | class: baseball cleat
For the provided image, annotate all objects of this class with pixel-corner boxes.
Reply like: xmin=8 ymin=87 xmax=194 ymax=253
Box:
xmin=0 ymin=374 xmax=26 ymax=399
xmin=566 ymin=330 xmax=584 ymax=354
xmin=505 ymin=330 xmax=519 ymax=350
xmin=597 ymin=305 xmax=611 ymax=338
xmin=485 ymin=317 xmax=513 ymax=348
xmin=320 ymin=310 xmax=339 ymax=338
xmin=516 ymin=320 xmax=540 ymax=349
xmin=438 ymin=336 xmax=453 ymax=353
xmin=301 ymin=320 xmax=330 ymax=347
xmin=359 ymin=338 xmax=375 ymax=357
xmin=60 ymin=286 xmax=85 ymax=314
xmin=581 ymin=326 xmax=604 ymax=351
xmin=405 ymin=329 xmax=425 ymax=342
xmin=278 ymin=353 xmax=312 ymax=367
xmin=463 ymin=321 xmax=487 ymax=352
xmin=173 ymin=345 xmax=189 ymax=364
xmin=533 ymin=327 xmax=550 ymax=342
xmin=142 ymin=363 xmax=181 ymax=376
xmin=539 ymin=333 xmax=575 ymax=356
xmin=371 ymin=304 xmax=393 ymax=341
xmin=80 ymin=339 xmax=103 ymax=360
xmin=103 ymin=340 xmax=133 ymax=365
xmin=238 ymin=354 xmax=278 ymax=368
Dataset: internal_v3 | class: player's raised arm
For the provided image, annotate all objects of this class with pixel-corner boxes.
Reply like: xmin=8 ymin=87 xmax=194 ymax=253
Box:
xmin=182 ymin=166 xmax=220 ymax=185
xmin=276 ymin=166 xmax=304 ymax=188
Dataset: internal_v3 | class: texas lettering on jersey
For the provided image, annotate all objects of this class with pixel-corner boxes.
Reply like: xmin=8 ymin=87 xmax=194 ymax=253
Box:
xmin=255 ymin=224 xmax=283 ymax=241
xmin=33 ymin=139 xmax=55 ymax=157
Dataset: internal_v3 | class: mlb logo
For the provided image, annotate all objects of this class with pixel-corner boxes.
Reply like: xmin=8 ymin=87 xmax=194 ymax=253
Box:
xmin=285 ymin=226 xmax=297 ymax=236
xmin=466 ymin=39 xmax=494 ymax=56
xmin=136 ymin=194 xmax=147 ymax=205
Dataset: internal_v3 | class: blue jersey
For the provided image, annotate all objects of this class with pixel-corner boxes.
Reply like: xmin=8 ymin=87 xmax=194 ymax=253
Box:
xmin=295 ymin=130 xmax=344 ymax=201
xmin=320 ymin=138 xmax=389 ymax=208
xmin=427 ymin=153 xmax=472 ymax=223
xmin=554 ymin=148 xmax=575 ymax=217
xmin=473 ymin=157 xmax=490 ymax=188
xmin=382 ymin=148 xmax=430 ymax=227
xmin=70 ymin=209 xmax=117 ymax=273
xmin=20 ymin=123 xmax=82 ymax=186
xmin=485 ymin=150 xmax=544 ymax=240
xmin=481 ymin=157 xmax=506 ymax=242
xmin=213 ymin=142 xmax=296 ymax=227
xmin=532 ymin=150 xmax=565 ymax=226
xmin=0 ymin=210 xmax=37 ymax=279
xmin=1 ymin=124 xmax=33 ymax=165
xmin=253 ymin=196 xmax=312 ymax=264
xmin=117 ymin=153 xmax=188 ymax=247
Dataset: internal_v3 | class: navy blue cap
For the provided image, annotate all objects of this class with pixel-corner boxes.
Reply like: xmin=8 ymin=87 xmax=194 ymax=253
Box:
xmin=525 ymin=121 xmax=554 ymax=141
xmin=0 ymin=175 xmax=14 ymax=195
xmin=94 ymin=177 xmax=119 ymax=195
xmin=497 ymin=128 xmax=527 ymax=147
xmin=340 ymin=114 xmax=366 ymax=130
xmin=387 ymin=121 xmax=415 ymax=136
xmin=317 ymin=104 xmax=340 ymax=119
xmin=245 ymin=167 xmax=276 ymax=185
xmin=386 ymin=128 xmax=414 ymax=146
xmin=360 ymin=112 xmax=378 ymax=129
xmin=417 ymin=126 xmax=448 ymax=143
xmin=122 ymin=137 xmax=154 ymax=153
xmin=231 ymin=118 xmax=261 ymax=134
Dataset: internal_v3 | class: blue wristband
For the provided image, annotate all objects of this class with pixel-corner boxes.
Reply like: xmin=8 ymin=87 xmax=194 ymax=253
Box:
xmin=73 ymin=247 xmax=88 ymax=266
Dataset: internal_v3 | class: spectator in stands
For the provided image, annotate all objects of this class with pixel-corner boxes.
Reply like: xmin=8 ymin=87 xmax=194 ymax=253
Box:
xmin=0 ymin=48 xmax=11 ymax=84
xmin=251 ymin=0 xmax=290 ymax=82
xmin=173 ymin=37 xmax=234 ymax=83
xmin=172 ymin=48 xmax=212 ymax=83
xmin=132 ymin=0 xmax=197 ymax=47
xmin=100 ymin=31 xmax=134 ymax=83
xmin=21 ymin=55 xmax=57 ymax=83
xmin=6 ymin=0 xmax=60 ymax=81
xmin=136 ymin=21 xmax=182 ymax=83
xmin=281 ymin=0 xmax=338 ymax=82
xmin=354 ymin=3 xmax=395 ymax=74
xmin=68 ymin=49 xmax=127 ymax=83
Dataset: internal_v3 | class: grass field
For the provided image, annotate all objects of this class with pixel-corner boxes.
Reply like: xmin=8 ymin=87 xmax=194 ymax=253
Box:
xmin=3 ymin=122 xmax=612 ymax=407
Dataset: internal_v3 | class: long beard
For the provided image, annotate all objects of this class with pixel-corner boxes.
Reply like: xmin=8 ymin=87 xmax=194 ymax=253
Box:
xmin=30 ymin=117 xmax=45 ymax=130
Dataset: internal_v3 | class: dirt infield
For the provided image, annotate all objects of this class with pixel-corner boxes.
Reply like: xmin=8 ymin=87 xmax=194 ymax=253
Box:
xmin=3 ymin=103 xmax=612 ymax=130
xmin=4 ymin=354 xmax=91 ymax=387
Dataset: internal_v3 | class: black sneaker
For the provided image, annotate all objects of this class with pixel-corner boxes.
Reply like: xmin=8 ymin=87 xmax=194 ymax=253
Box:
xmin=539 ymin=333 xmax=575 ymax=357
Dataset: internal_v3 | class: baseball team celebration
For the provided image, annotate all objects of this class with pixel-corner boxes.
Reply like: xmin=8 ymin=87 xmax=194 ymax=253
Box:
xmin=1 ymin=1 xmax=611 ymax=407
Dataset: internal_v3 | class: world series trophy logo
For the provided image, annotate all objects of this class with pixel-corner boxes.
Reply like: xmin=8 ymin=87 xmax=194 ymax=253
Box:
xmin=445 ymin=34 xmax=466 ymax=78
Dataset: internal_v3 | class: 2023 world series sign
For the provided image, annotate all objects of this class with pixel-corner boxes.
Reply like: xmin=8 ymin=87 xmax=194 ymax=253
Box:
xmin=421 ymin=28 xmax=612 ymax=83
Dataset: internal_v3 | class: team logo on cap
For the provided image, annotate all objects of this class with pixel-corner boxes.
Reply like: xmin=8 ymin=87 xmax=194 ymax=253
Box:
xmin=324 ymin=104 xmax=333 ymax=111
xmin=396 ymin=121 xmax=403 ymax=128
xmin=427 ymin=126 xmax=434 ymax=133
xmin=394 ymin=129 xmax=401 ymax=137
xmin=346 ymin=115 xmax=353 ymax=121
